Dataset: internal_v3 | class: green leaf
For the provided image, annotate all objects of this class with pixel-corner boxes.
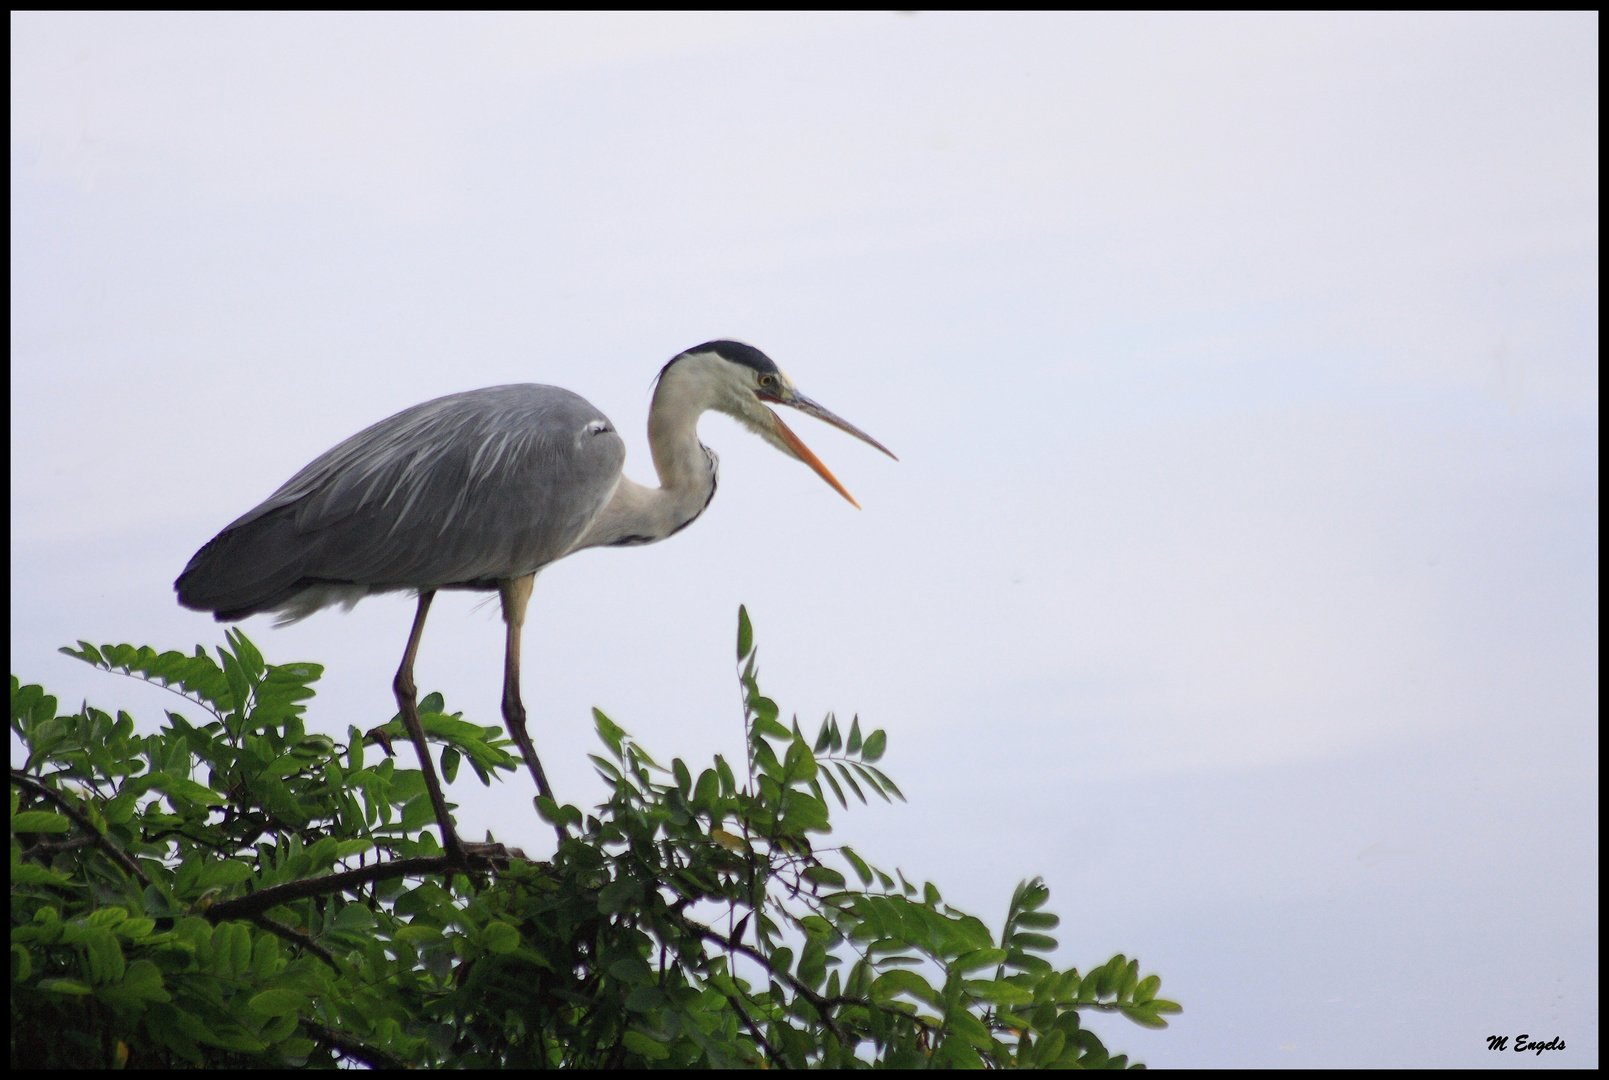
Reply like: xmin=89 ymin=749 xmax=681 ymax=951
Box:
xmin=954 ymin=947 xmax=1008 ymax=974
xmin=1035 ymin=1029 xmax=1068 ymax=1065
xmin=866 ymin=764 xmax=905 ymax=801
xmin=248 ymin=988 xmax=309 ymax=1017
xmin=1121 ymin=1003 xmax=1168 ymax=1029
xmin=609 ymin=956 xmax=652 ymax=983
xmin=334 ymin=839 xmax=373 ymax=859
xmin=946 ymin=1008 xmax=994 ymax=1050
xmin=195 ymin=860 xmax=254 ymax=888
xmin=593 ymin=709 xmax=626 ymax=756
xmin=152 ymin=774 xmax=218 ymax=807
xmin=1012 ymin=931 xmax=1058 ymax=953
xmin=11 ymin=944 xmax=32 ymax=982
xmin=400 ymin=793 xmax=435 ymax=832
xmin=11 ymin=810 xmax=71 ymax=833
xmin=120 ymin=959 xmax=169 ymax=1002
xmin=782 ymin=739 xmax=818 ymax=784
xmin=850 ymin=763 xmax=890 ymax=802
xmin=624 ymin=984 xmax=664 ymax=1013
xmin=835 ymin=762 xmax=867 ymax=803
xmin=1119 ymin=958 xmax=1140 ymax=1001
xmin=871 ymin=968 xmax=941 ymax=1009
xmin=737 ymin=605 xmax=753 ymax=661
xmin=229 ymin=922 xmax=253 ymax=976
xmin=819 ymin=763 xmax=848 ymax=808
xmin=86 ymin=908 xmax=129 ymax=930
xmin=347 ymin=725 xmax=365 ymax=772
xmin=814 ymin=719 xmax=833 ymax=753
xmin=481 ymin=921 xmax=520 ymax=954
xmin=861 ymin=729 xmax=887 ymax=762
xmin=693 ymin=768 xmax=720 ymax=807
xmin=752 ymin=714 xmax=791 ymax=742
xmin=331 ymin=906 xmax=375 ymax=935
xmin=964 ymin=978 xmax=1035 ymax=1006
xmin=782 ymin=790 xmax=831 ymax=832
xmin=840 ymin=845 xmax=874 ymax=885
xmin=278 ymin=1038 xmax=317 ymax=1062
xmin=803 ymin=865 xmax=847 ymax=888
xmin=1018 ymin=878 xmax=1051 ymax=911
xmin=622 ymin=1030 xmax=670 ymax=1060
xmin=37 ymin=977 xmax=93 ymax=995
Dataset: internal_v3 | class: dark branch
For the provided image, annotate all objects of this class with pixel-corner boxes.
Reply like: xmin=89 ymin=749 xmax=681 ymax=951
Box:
xmin=10 ymin=769 xmax=153 ymax=889
xmin=206 ymin=855 xmax=472 ymax=920
xmin=716 ymin=982 xmax=787 ymax=1067
xmin=302 ymin=1020 xmax=410 ymax=1070
xmin=21 ymin=836 xmax=96 ymax=858
xmin=248 ymin=913 xmax=341 ymax=971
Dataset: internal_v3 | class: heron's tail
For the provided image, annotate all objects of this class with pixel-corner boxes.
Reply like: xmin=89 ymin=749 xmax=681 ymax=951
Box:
xmin=175 ymin=509 xmax=330 ymax=622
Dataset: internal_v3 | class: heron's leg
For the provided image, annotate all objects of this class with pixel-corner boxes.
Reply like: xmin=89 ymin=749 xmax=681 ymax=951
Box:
xmin=392 ymin=589 xmax=467 ymax=864
xmin=499 ymin=575 xmax=557 ymax=807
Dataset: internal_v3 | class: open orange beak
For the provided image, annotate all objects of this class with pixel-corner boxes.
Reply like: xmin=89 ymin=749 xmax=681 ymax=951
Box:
xmin=758 ymin=390 xmax=897 ymax=508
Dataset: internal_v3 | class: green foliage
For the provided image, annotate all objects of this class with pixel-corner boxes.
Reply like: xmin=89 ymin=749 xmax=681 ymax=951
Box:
xmin=12 ymin=609 xmax=1178 ymax=1068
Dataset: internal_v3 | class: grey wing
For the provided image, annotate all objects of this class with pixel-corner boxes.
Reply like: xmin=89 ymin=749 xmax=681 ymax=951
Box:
xmin=176 ymin=384 xmax=626 ymax=620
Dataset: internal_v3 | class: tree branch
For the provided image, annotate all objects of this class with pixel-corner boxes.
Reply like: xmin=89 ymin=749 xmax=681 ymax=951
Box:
xmin=727 ymin=990 xmax=788 ymax=1067
xmin=206 ymin=855 xmax=467 ymax=920
xmin=10 ymin=769 xmax=152 ymax=889
xmin=301 ymin=1020 xmax=409 ymax=1070
xmin=248 ymin=913 xmax=341 ymax=970
xmin=668 ymin=912 xmax=875 ymax=1047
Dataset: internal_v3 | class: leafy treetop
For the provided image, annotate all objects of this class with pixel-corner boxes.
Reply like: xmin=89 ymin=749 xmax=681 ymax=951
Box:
xmin=11 ymin=610 xmax=1178 ymax=1068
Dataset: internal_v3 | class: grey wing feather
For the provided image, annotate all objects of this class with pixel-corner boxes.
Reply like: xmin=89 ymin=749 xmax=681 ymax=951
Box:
xmin=176 ymin=385 xmax=625 ymax=620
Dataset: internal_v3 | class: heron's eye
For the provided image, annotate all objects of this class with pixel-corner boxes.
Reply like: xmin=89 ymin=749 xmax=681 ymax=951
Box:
xmin=758 ymin=374 xmax=776 ymax=388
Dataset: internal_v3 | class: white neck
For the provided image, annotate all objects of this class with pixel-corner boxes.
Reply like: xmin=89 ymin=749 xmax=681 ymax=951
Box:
xmin=571 ymin=355 xmax=731 ymax=551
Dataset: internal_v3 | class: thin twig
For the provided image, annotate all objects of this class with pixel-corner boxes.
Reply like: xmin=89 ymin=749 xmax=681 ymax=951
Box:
xmin=718 ymin=983 xmax=788 ymax=1067
xmin=247 ymin=913 xmax=342 ymax=971
xmin=10 ymin=769 xmax=152 ymax=889
xmin=84 ymin=663 xmax=229 ymax=727
xmin=670 ymin=914 xmax=866 ymax=1046
xmin=20 ymin=836 xmax=96 ymax=858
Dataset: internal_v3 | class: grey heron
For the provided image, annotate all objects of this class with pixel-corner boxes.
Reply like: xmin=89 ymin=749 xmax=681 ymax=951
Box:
xmin=175 ymin=340 xmax=894 ymax=861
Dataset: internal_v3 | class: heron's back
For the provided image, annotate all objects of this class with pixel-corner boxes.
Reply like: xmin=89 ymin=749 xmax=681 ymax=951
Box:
xmin=176 ymin=384 xmax=626 ymax=621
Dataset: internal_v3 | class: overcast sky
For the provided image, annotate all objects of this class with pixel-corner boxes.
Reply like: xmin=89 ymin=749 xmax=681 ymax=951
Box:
xmin=10 ymin=12 xmax=1597 ymax=1067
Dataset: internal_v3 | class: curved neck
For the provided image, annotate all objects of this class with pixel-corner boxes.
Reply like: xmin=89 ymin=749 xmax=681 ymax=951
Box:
xmin=573 ymin=358 xmax=723 ymax=550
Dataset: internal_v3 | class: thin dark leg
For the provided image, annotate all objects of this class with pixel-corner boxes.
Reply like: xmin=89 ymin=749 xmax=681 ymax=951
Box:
xmin=392 ymin=590 xmax=466 ymax=864
xmin=502 ymin=616 xmax=553 ymax=801
xmin=501 ymin=576 xmax=565 ymax=844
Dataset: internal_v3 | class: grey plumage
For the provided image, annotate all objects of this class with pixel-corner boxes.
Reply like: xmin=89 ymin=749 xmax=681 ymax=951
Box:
xmin=177 ymin=385 xmax=625 ymax=621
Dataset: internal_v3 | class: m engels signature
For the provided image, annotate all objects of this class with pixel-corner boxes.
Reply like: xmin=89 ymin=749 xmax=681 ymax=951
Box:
xmin=1487 ymin=1035 xmax=1565 ymax=1056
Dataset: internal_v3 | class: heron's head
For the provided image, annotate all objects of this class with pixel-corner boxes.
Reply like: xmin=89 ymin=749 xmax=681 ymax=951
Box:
xmin=654 ymin=340 xmax=897 ymax=507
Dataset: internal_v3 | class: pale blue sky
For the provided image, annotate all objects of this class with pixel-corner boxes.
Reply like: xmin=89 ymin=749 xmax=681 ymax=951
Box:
xmin=11 ymin=12 xmax=1597 ymax=1066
